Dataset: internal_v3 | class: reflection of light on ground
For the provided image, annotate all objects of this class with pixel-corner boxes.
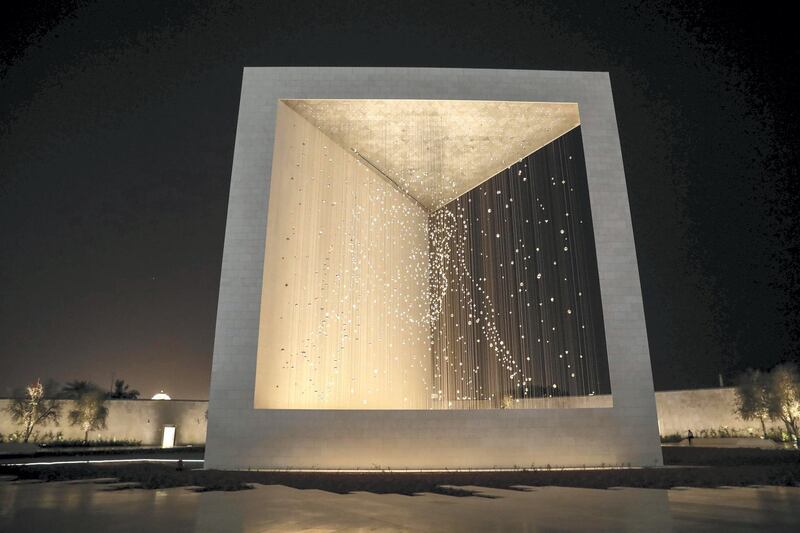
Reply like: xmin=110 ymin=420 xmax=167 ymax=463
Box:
xmin=2 ymin=481 xmax=799 ymax=531
xmin=2 ymin=459 xmax=204 ymax=467
xmin=3 ymin=460 xmax=650 ymax=471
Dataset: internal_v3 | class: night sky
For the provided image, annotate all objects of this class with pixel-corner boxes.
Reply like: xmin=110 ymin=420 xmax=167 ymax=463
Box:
xmin=1 ymin=1 xmax=798 ymax=399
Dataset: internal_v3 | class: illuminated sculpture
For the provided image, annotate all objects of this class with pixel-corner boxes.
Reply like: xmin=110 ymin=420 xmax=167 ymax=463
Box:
xmin=206 ymin=68 xmax=662 ymax=469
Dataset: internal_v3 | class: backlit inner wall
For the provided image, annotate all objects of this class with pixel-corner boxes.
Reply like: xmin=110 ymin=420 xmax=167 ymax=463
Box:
xmin=430 ymin=128 xmax=611 ymax=408
xmin=254 ymin=103 xmax=432 ymax=409
xmin=254 ymin=100 xmax=611 ymax=409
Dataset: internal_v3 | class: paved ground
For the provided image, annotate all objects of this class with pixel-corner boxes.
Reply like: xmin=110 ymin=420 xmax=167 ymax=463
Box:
xmin=1 ymin=479 xmax=799 ymax=532
xmin=1 ymin=450 xmax=204 ymax=465
xmin=664 ymin=438 xmax=792 ymax=449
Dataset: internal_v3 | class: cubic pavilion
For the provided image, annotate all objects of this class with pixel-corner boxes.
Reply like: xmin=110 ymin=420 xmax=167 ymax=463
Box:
xmin=206 ymin=67 xmax=662 ymax=470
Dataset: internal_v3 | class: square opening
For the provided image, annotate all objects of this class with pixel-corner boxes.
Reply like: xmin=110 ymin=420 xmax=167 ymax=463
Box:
xmin=253 ymin=99 xmax=611 ymax=409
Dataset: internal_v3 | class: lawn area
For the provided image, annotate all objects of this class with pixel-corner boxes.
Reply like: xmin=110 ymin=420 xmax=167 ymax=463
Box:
xmin=1 ymin=447 xmax=798 ymax=495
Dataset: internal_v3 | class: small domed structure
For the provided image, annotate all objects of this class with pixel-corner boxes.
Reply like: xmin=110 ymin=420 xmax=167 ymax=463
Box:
xmin=151 ymin=391 xmax=171 ymax=400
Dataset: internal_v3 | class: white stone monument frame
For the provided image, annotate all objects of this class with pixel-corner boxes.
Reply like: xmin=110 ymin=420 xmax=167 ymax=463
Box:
xmin=205 ymin=67 xmax=662 ymax=470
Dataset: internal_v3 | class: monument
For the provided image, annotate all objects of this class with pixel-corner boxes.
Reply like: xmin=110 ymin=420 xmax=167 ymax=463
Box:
xmin=205 ymin=67 xmax=662 ymax=469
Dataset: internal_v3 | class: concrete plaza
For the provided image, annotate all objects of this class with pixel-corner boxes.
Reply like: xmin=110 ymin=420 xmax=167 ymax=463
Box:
xmin=2 ymin=479 xmax=799 ymax=532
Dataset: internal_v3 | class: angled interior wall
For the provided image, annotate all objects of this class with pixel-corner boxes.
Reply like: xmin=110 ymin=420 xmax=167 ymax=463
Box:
xmin=431 ymin=127 xmax=612 ymax=408
xmin=254 ymin=102 xmax=431 ymax=409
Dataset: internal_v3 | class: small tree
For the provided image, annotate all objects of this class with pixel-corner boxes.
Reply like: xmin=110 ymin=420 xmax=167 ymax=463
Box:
xmin=108 ymin=379 xmax=140 ymax=400
xmin=67 ymin=386 xmax=109 ymax=443
xmin=733 ymin=369 xmax=771 ymax=438
xmin=766 ymin=363 xmax=800 ymax=443
xmin=5 ymin=380 xmax=60 ymax=442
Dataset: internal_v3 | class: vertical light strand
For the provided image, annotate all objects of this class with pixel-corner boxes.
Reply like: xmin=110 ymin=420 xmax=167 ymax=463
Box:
xmin=430 ymin=127 xmax=610 ymax=407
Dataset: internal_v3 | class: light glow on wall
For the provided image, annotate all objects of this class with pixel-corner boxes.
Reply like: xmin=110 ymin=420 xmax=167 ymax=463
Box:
xmin=162 ymin=425 xmax=176 ymax=448
xmin=254 ymin=100 xmax=611 ymax=410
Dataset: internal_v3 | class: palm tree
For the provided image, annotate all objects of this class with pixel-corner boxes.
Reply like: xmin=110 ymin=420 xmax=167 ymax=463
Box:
xmin=108 ymin=379 xmax=140 ymax=400
xmin=60 ymin=380 xmax=99 ymax=399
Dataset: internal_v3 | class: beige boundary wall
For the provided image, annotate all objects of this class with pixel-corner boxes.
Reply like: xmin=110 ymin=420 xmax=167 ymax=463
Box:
xmin=0 ymin=399 xmax=207 ymax=446
xmin=1 ymin=388 xmax=768 ymax=446
xmin=654 ymin=387 xmax=784 ymax=437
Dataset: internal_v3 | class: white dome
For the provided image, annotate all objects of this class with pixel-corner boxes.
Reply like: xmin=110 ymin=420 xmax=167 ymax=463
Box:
xmin=151 ymin=391 xmax=171 ymax=400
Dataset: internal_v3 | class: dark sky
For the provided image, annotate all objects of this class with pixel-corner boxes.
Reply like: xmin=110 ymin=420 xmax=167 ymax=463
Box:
xmin=1 ymin=1 xmax=798 ymax=399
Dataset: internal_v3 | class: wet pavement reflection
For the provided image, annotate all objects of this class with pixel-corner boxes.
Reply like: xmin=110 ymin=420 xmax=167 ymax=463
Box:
xmin=1 ymin=480 xmax=798 ymax=532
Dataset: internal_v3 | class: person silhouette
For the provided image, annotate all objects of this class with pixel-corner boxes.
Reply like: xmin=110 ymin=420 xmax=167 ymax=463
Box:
xmin=687 ymin=429 xmax=694 ymax=446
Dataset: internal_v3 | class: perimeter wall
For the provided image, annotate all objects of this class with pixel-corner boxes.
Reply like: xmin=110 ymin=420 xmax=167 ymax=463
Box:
xmin=0 ymin=388 xmax=777 ymax=445
xmin=0 ymin=399 xmax=207 ymax=446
